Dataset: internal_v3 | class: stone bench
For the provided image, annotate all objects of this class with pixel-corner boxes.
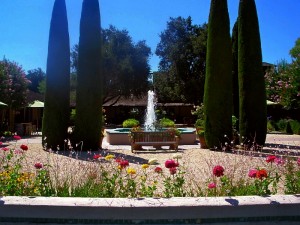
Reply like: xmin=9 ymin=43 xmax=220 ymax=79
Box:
xmin=130 ymin=131 xmax=179 ymax=153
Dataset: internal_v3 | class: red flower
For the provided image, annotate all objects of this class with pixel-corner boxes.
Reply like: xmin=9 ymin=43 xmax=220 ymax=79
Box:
xmin=34 ymin=162 xmax=43 ymax=169
xmin=297 ymin=158 xmax=300 ymax=166
xmin=256 ymin=169 xmax=268 ymax=180
xmin=169 ymin=167 xmax=177 ymax=175
xmin=93 ymin=154 xmax=101 ymax=159
xmin=266 ymin=155 xmax=277 ymax=163
xmin=1 ymin=147 xmax=9 ymax=151
xmin=20 ymin=144 xmax=28 ymax=151
xmin=165 ymin=159 xmax=179 ymax=168
xmin=118 ymin=160 xmax=129 ymax=169
xmin=154 ymin=166 xmax=163 ymax=173
xmin=213 ymin=165 xmax=224 ymax=177
xmin=208 ymin=182 xmax=216 ymax=189
xmin=0 ymin=142 xmax=2 ymax=146
xmin=248 ymin=169 xmax=258 ymax=178
xmin=13 ymin=135 xmax=21 ymax=140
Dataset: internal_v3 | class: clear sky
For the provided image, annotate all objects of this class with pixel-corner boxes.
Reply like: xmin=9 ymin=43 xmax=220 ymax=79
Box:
xmin=0 ymin=0 xmax=299 ymax=73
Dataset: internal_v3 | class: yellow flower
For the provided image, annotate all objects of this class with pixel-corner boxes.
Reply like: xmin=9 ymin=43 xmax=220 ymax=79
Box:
xmin=105 ymin=154 xmax=115 ymax=160
xmin=148 ymin=158 xmax=158 ymax=165
xmin=127 ymin=167 xmax=136 ymax=175
xmin=141 ymin=164 xmax=149 ymax=169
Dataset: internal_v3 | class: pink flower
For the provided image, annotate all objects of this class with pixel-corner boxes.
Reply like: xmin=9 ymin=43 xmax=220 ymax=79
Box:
xmin=248 ymin=169 xmax=258 ymax=178
xmin=13 ymin=135 xmax=21 ymax=140
xmin=20 ymin=144 xmax=28 ymax=151
xmin=266 ymin=155 xmax=277 ymax=163
xmin=213 ymin=165 xmax=224 ymax=177
xmin=208 ymin=182 xmax=216 ymax=189
xmin=297 ymin=158 xmax=300 ymax=166
xmin=34 ymin=162 xmax=43 ymax=169
xmin=154 ymin=167 xmax=163 ymax=173
xmin=274 ymin=157 xmax=284 ymax=165
xmin=165 ymin=159 xmax=179 ymax=168
xmin=1 ymin=147 xmax=9 ymax=151
xmin=0 ymin=142 xmax=2 ymax=146
xmin=169 ymin=167 xmax=177 ymax=175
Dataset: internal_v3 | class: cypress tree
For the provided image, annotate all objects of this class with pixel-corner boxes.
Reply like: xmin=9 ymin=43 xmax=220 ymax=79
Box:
xmin=232 ymin=20 xmax=239 ymax=119
xmin=74 ymin=0 xmax=103 ymax=150
xmin=42 ymin=0 xmax=70 ymax=149
xmin=238 ymin=0 xmax=267 ymax=146
xmin=204 ymin=0 xmax=232 ymax=148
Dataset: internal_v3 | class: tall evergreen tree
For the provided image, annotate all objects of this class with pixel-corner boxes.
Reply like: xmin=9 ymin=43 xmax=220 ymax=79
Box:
xmin=238 ymin=0 xmax=267 ymax=146
xmin=204 ymin=0 xmax=232 ymax=148
xmin=74 ymin=0 xmax=102 ymax=149
xmin=232 ymin=20 xmax=239 ymax=119
xmin=42 ymin=0 xmax=70 ymax=149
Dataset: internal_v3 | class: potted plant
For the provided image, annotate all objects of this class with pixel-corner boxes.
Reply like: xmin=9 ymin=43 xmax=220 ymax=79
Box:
xmin=197 ymin=130 xmax=207 ymax=149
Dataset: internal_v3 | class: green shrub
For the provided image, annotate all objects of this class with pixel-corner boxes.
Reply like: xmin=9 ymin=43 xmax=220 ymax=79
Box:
xmin=286 ymin=120 xmax=293 ymax=134
xmin=159 ymin=117 xmax=175 ymax=127
xmin=276 ymin=119 xmax=288 ymax=132
xmin=289 ymin=120 xmax=300 ymax=135
xmin=267 ymin=120 xmax=275 ymax=133
xmin=195 ymin=119 xmax=204 ymax=128
xmin=122 ymin=119 xmax=140 ymax=128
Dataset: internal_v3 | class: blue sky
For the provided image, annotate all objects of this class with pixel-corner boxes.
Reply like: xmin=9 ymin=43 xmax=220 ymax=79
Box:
xmin=0 ymin=0 xmax=299 ymax=73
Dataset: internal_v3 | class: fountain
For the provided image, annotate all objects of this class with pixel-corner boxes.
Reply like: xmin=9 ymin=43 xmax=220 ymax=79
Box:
xmin=105 ymin=90 xmax=196 ymax=145
xmin=144 ymin=90 xmax=157 ymax=131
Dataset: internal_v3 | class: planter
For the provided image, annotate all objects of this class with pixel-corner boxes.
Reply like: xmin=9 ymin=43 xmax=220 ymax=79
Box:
xmin=198 ymin=134 xmax=208 ymax=149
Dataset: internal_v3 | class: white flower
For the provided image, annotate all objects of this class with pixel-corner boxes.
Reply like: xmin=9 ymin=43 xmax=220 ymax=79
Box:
xmin=172 ymin=153 xmax=182 ymax=159
xmin=148 ymin=158 xmax=158 ymax=165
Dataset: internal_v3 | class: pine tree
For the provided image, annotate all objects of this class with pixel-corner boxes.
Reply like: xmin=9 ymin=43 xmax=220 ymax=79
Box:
xmin=204 ymin=0 xmax=232 ymax=148
xmin=42 ymin=0 xmax=70 ymax=149
xmin=238 ymin=0 xmax=267 ymax=146
xmin=74 ymin=0 xmax=103 ymax=150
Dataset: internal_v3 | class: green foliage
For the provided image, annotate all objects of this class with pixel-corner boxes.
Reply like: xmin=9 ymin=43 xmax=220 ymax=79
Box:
xmin=74 ymin=0 xmax=103 ymax=150
xmin=204 ymin=0 xmax=232 ymax=148
xmin=159 ymin=117 xmax=175 ymax=127
xmin=195 ymin=119 xmax=204 ymax=128
xmin=154 ymin=17 xmax=208 ymax=104
xmin=267 ymin=120 xmax=276 ymax=133
xmin=42 ymin=0 xmax=70 ymax=149
xmin=71 ymin=26 xmax=151 ymax=103
xmin=122 ymin=118 xmax=140 ymax=128
xmin=238 ymin=0 xmax=267 ymax=146
xmin=284 ymin=158 xmax=300 ymax=194
xmin=289 ymin=120 xmax=300 ymax=134
xmin=276 ymin=119 xmax=287 ymax=132
xmin=26 ymin=68 xmax=45 ymax=93
xmin=265 ymin=59 xmax=300 ymax=109
xmin=0 ymin=58 xmax=30 ymax=109
xmin=232 ymin=20 xmax=239 ymax=118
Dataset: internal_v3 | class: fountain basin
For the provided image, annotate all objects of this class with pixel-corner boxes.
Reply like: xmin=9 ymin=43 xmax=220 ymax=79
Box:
xmin=106 ymin=128 xmax=197 ymax=145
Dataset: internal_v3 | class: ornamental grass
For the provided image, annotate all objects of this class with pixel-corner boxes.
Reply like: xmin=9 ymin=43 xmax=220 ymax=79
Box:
xmin=0 ymin=136 xmax=299 ymax=197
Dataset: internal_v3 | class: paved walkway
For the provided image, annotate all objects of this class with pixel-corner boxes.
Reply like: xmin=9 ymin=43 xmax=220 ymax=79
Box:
xmin=7 ymin=133 xmax=300 ymax=151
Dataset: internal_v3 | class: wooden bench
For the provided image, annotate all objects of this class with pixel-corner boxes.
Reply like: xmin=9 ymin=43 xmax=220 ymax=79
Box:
xmin=130 ymin=131 xmax=179 ymax=153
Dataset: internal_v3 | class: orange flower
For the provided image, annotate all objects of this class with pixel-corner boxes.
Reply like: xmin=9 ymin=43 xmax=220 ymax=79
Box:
xmin=256 ymin=169 xmax=268 ymax=180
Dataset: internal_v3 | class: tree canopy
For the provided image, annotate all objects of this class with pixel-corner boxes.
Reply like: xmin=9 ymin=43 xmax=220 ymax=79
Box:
xmin=0 ymin=59 xmax=29 ymax=109
xmin=26 ymin=68 xmax=45 ymax=93
xmin=71 ymin=25 xmax=151 ymax=105
xmin=265 ymin=38 xmax=300 ymax=109
xmin=154 ymin=16 xmax=207 ymax=104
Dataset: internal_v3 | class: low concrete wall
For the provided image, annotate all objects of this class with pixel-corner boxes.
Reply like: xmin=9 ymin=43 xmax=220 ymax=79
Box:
xmin=0 ymin=195 xmax=299 ymax=224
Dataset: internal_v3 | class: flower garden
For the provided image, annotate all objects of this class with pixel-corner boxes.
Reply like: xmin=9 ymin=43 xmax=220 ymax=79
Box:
xmin=0 ymin=135 xmax=299 ymax=198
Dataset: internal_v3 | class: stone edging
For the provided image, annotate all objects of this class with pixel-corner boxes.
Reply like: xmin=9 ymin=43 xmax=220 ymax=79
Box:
xmin=0 ymin=195 xmax=299 ymax=224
